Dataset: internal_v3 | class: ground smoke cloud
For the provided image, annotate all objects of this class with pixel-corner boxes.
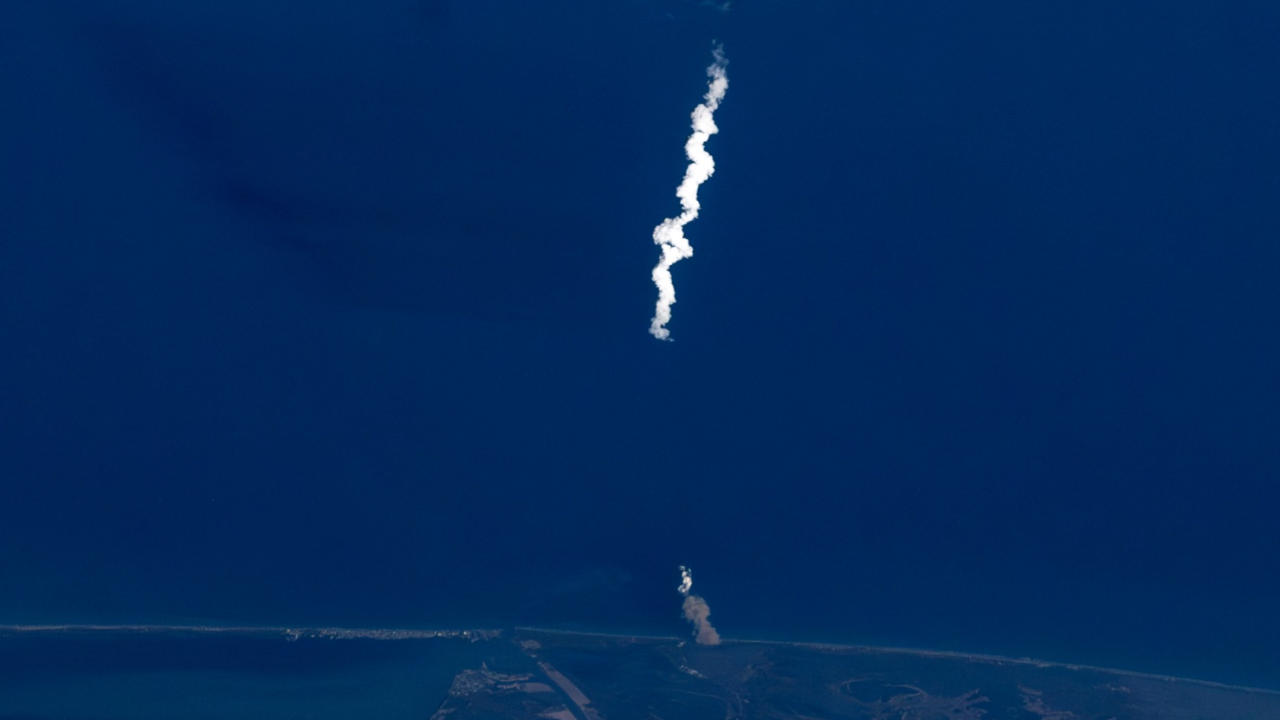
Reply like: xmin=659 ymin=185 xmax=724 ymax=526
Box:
xmin=649 ymin=46 xmax=729 ymax=340
xmin=677 ymin=565 xmax=721 ymax=645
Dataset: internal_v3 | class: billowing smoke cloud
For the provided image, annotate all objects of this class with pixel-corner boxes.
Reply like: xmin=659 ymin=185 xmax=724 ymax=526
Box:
xmin=649 ymin=46 xmax=730 ymax=341
xmin=677 ymin=565 xmax=721 ymax=645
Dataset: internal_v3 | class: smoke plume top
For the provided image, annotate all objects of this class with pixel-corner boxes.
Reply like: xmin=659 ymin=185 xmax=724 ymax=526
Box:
xmin=649 ymin=46 xmax=730 ymax=340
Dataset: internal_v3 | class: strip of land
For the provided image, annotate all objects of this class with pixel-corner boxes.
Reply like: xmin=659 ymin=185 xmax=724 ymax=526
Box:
xmin=3 ymin=623 xmax=1274 ymax=697
xmin=514 ymin=626 xmax=1280 ymax=698
xmin=0 ymin=624 xmax=500 ymax=641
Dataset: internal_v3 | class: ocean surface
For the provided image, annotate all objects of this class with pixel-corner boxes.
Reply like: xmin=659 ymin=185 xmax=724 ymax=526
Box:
xmin=0 ymin=630 xmax=480 ymax=719
xmin=3 ymin=0 xmax=1279 ymax=691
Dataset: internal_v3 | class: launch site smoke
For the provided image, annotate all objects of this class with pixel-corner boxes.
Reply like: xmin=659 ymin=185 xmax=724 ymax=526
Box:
xmin=677 ymin=565 xmax=721 ymax=645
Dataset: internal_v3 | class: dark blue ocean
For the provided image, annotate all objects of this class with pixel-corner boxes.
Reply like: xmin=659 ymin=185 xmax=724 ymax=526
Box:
xmin=0 ymin=631 xmax=478 ymax=718
xmin=3 ymin=0 xmax=1279 ymax=690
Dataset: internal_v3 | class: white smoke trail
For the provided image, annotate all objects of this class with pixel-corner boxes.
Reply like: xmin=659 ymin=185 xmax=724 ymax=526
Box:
xmin=676 ymin=565 xmax=721 ymax=645
xmin=649 ymin=46 xmax=730 ymax=340
xmin=678 ymin=566 xmax=694 ymax=596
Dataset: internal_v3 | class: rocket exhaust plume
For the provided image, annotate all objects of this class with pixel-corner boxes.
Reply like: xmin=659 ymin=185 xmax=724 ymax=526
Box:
xmin=677 ymin=565 xmax=721 ymax=645
xmin=649 ymin=45 xmax=730 ymax=340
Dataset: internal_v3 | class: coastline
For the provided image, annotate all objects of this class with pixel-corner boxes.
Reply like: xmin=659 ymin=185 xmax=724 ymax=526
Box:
xmin=2 ymin=622 xmax=1275 ymax=697
xmin=0 ymin=624 xmax=500 ymax=641
xmin=514 ymin=625 xmax=1280 ymax=697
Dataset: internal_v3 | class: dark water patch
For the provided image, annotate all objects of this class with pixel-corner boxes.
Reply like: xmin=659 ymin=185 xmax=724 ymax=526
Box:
xmin=0 ymin=631 xmax=480 ymax=720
